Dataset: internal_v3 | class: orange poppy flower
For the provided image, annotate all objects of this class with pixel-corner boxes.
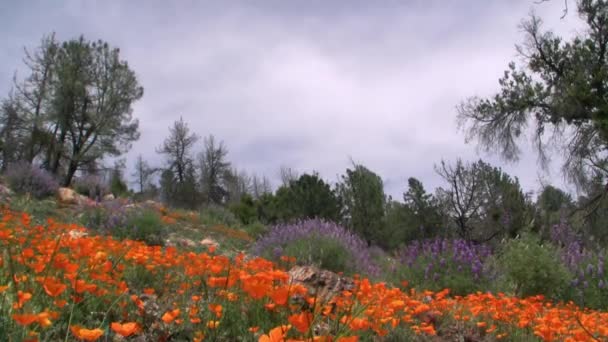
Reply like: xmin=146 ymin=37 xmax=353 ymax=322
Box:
xmin=337 ymin=337 xmax=359 ymax=342
xmin=12 ymin=314 xmax=38 ymax=326
xmin=161 ymin=309 xmax=181 ymax=323
xmin=270 ymin=286 xmax=290 ymax=306
xmin=70 ymin=325 xmax=104 ymax=341
xmin=259 ymin=325 xmax=291 ymax=342
xmin=43 ymin=278 xmax=67 ymax=297
xmin=419 ymin=324 xmax=436 ymax=335
xmin=288 ymin=312 xmax=313 ymax=333
xmin=208 ymin=304 xmax=223 ymax=318
xmin=111 ymin=322 xmax=140 ymax=337
xmin=13 ymin=291 xmax=32 ymax=309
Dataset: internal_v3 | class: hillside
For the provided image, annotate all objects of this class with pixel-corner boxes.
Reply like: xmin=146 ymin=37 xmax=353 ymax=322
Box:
xmin=0 ymin=187 xmax=607 ymax=341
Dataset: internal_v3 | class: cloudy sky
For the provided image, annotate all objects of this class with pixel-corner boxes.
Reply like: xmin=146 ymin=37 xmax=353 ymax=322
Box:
xmin=0 ymin=0 xmax=585 ymax=199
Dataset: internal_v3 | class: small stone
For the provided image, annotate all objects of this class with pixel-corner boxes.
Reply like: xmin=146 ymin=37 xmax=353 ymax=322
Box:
xmin=200 ymin=238 xmax=219 ymax=247
xmin=57 ymin=187 xmax=77 ymax=204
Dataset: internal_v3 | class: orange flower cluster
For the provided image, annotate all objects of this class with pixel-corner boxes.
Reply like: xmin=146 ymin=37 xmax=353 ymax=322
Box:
xmin=1 ymin=210 xmax=607 ymax=341
xmin=209 ymin=223 xmax=254 ymax=242
xmin=447 ymin=292 xmax=608 ymax=341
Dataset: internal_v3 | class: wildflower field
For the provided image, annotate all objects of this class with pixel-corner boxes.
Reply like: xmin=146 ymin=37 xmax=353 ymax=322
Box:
xmin=1 ymin=209 xmax=608 ymax=341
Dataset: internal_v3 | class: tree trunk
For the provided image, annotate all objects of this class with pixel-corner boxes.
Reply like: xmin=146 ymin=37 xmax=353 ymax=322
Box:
xmin=50 ymin=129 xmax=67 ymax=175
xmin=64 ymin=159 xmax=78 ymax=187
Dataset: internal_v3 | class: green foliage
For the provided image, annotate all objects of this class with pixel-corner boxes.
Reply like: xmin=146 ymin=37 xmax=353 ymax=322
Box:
xmin=495 ymin=234 xmax=571 ymax=299
xmin=117 ymin=209 xmax=167 ymax=246
xmin=458 ymin=3 xmax=608 ymax=188
xmin=199 ymin=135 xmax=231 ymax=205
xmin=158 ymin=118 xmax=201 ymax=209
xmin=9 ymin=196 xmax=61 ymax=224
xmin=270 ymin=234 xmax=354 ymax=274
xmin=337 ymin=163 xmax=386 ymax=246
xmin=243 ymin=221 xmax=268 ymax=239
xmin=80 ymin=204 xmax=167 ymax=246
xmin=435 ymin=159 xmax=530 ymax=242
xmin=402 ymin=177 xmax=444 ymax=240
xmin=110 ymin=161 xmax=129 ymax=197
xmin=229 ymin=194 xmax=257 ymax=225
xmin=565 ymin=250 xmax=608 ymax=310
xmin=254 ymin=193 xmax=280 ymax=224
xmin=538 ymin=185 xmax=573 ymax=213
xmin=160 ymin=164 xmax=201 ymax=210
xmin=380 ymin=201 xmax=411 ymax=250
xmin=571 ymin=177 xmax=608 ymax=244
xmin=273 ymin=172 xmax=342 ymax=223
xmin=535 ymin=185 xmax=573 ymax=237
xmin=17 ymin=35 xmax=143 ymax=186
xmin=390 ymin=256 xmax=490 ymax=296
xmin=200 ymin=204 xmax=241 ymax=228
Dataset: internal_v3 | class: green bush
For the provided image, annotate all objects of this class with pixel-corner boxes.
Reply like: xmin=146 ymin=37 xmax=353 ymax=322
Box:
xmin=243 ymin=221 xmax=268 ymax=239
xmin=495 ymin=233 xmax=572 ymax=299
xmin=118 ymin=209 xmax=167 ymax=246
xmin=79 ymin=204 xmax=167 ymax=246
xmin=9 ymin=196 xmax=61 ymax=224
xmin=229 ymin=194 xmax=258 ymax=225
xmin=270 ymin=234 xmax=354 ymax=274
xmin=200 ymin=204 xmax=240 ymax=228
xmin=561 ymin=249 xmax=608 ymax=310
xmin=110 ymin=173 xmax=129 ymax=197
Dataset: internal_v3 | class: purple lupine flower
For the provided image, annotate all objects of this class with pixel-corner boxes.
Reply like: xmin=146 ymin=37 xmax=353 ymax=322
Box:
xmin=251 ymin=219 xmax=380 ymax=276
xmin=396 ymin=237 xmax=494 ymax=285
xmin=587 ymin=264 xmax=595 ymax=276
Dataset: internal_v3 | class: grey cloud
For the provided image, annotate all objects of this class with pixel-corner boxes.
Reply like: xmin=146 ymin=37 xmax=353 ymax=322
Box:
xmin=0 ymin=0 xmax=582 ymax=199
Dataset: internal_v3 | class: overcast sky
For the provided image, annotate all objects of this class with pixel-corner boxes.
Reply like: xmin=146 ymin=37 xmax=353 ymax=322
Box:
xmin=0 ymin=0 xmax=586 ymax=199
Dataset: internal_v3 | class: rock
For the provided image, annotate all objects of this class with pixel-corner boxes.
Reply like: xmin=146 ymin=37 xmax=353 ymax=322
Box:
xmin=200 ymin=238 xmax=219 ymax=248
xmin=68 ymin=230 xmax=88 ymax=239
xmin=0 ymin=183 xmax=12 ymax=202
xmin=57 ymin=187 xmax=77 ymax=204
xmin=177 ymin=238 xmax=197 ymax=248
xmin=0 ymin=183 xmax=13 ymax=196
xmin=103 ymin=193 xmax=115 ymax=201
xmin=144 ymin=200 xmax=162 ymax=209
xmin=288 ymin=265 xmax=355 ymax=305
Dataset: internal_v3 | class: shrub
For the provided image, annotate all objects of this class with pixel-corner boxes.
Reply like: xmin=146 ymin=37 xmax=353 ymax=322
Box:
xmin=393 ymin=238 xmax=494 ymax=295
xmin=4 ymin=161 xmax=59 ymax=199
xmin=118 ymin=209 xmax=167 ymax=246
xmin=79 ymin=200 xmax=129 ymax=232
xmin=495 ymin=233 xmax=571 ymax=300
xmin=280 ymin=234 xmax=353 ymax=274
xmin=252 ymin=219 xmax=379 ymax=276
xmin=9 ymin=196 xmax=60 ymax=224
xmin=564 ymin=249 xmax=608 ymax=310
xmin=201 ymin=204 xmax=240 ymax=228
xmin=79 ymin=202 xmax=166 ymax=246
xmin=542 ymin=221 xmax=608 ymax=308
xmin=229 ymin=194 xmax=257 ymax=225
xmin=243 ymin=221 xmax=268 ymax=239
